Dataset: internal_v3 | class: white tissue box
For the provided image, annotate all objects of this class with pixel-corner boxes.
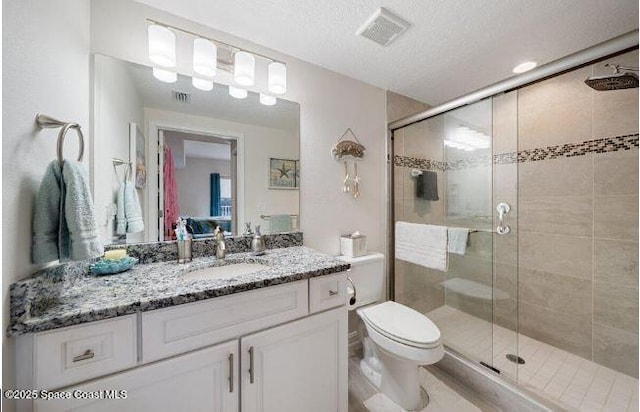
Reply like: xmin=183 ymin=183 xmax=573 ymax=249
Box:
xmin=340 ymin=234 xmax=367 ymax=258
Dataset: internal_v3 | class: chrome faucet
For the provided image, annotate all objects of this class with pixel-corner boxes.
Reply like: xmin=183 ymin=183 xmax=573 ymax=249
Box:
xmin=251 ymin=225 xmax=266 ymax=256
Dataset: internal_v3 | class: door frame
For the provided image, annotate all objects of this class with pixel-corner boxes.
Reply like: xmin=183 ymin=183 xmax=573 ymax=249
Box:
xmin=148 ymin=119 xmax=245 ymax=242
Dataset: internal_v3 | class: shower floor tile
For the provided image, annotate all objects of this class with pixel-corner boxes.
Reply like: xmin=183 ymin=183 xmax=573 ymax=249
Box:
xmin=427 ymin=305 xmax=639 ymax=412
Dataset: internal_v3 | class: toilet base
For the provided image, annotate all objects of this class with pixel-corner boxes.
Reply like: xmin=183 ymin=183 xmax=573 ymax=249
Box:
xmin=360 ymin=353 xmax=429 ymax=411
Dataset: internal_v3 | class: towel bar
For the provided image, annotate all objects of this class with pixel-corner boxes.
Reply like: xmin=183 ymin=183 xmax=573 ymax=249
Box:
xmin=36 ymin=113 xmax=85 ymax=164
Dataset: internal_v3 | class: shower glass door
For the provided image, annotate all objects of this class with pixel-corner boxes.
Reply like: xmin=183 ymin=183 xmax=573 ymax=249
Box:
xmin=392 ymin=93 xmax=518 ymax=381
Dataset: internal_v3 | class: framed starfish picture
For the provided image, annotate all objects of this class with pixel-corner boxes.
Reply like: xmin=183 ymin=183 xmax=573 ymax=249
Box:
xmin=269 ymin=158 xmax=299 ymax=189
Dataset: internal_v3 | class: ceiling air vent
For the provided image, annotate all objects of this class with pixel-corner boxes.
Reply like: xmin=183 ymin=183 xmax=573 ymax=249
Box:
xmin=172 ymin=91 xmax=191 ymax=104
xmin=356 ymin=7 xmax=410 ymax=47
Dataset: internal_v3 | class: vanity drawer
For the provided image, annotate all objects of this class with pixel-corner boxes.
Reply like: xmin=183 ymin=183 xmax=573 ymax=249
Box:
xmin=33 ymin=315 xmax=137 ymax=390
xmin=142 ymin=280 xmax=308 ymax=362
xmin=309 ymin=272 xmax=348 ymax=313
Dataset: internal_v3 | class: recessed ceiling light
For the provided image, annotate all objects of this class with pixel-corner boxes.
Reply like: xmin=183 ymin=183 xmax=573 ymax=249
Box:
xmin=512 ymin=61 xmax=537 ymax=74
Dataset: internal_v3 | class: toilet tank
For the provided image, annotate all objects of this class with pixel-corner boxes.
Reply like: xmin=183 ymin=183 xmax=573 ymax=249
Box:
xmin=338 ymin=253 xmax=385 ymax=310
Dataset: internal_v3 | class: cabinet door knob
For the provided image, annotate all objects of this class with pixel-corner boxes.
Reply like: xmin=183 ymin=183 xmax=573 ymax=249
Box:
xmin=228 ymin=353 xmax=234 ymax=393
xmin=248 ymin=346 xmax=255 ymax=384
xmin=329 ymin=290 xmax=339 ymax=296
xmin=72 ymin=349 xmax=95 ymax=363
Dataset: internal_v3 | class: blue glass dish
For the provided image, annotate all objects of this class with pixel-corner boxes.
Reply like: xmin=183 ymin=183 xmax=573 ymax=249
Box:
xmin=90 ymin=256 xmax=139 ymax=275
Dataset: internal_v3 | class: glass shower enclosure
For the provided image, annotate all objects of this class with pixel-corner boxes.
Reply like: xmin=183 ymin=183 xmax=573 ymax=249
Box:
xmin=392 ymin=92 xmax=520 ymax=381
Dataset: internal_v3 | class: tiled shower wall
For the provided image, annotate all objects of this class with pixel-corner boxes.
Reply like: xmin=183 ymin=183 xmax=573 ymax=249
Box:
xmin=393 ymin=49 xmax=638 ymax=378
xmin=394 ymin=115 xmax=448 ymax=315
xmin=515 ymin=49 xmax=639 ymax=377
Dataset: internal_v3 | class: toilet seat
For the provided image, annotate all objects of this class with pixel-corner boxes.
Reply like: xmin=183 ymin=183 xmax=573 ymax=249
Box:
xmin=358 ymin=301 xmax=441 ymax=349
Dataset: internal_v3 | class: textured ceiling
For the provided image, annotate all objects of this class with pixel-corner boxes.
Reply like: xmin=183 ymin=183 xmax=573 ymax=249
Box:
xmin=137 ymin=0 xmax=638 ymax=105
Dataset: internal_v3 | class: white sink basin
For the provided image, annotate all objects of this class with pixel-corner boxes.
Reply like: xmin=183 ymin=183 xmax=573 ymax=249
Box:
xmin=183 ymin=263 xmax=268 ymax=281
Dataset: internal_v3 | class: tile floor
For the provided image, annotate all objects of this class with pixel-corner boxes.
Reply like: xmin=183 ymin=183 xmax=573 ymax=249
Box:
xmin=348 ymin=356 xmax=498 ymax=411
xmin=427 ymin=305 xmax=639 ymax=412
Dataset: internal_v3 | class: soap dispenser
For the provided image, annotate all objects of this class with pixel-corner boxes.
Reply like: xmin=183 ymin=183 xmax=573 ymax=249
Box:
xmin=251 ymin=225 xmax=266 ymax=256
xmin=214 ymin=226 xmax=226 ymax=259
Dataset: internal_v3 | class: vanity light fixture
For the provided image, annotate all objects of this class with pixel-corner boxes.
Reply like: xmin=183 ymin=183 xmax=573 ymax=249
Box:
xmin=512 ymin=61 xmax=537 ymax=74
xmin=146 ymin=19 xmax=286 ymax=104
xmin=153 ymin=68 xmax=177 ymax=83
xmin=234 ymin=51 xmax=256 ymax=86
xmin=148 ymin=24 xmax=176 ymax=67
xmin=193 ymin=38 xmax=217 ymax=77
xmin=229 ymin=85 xmax=248 ymax=99
xmin=259 ymin=93 xmax=277 ymax=106
xmin=192 ymin=77 xmax=214 ymax=91
xmin=268 ymin=62 xmax=287 ymax=94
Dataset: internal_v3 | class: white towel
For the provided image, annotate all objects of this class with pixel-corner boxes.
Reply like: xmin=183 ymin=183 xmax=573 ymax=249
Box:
xmin=62 ymin=161 xmax=104 ymax=261
xmin=32 ymin=161 xmax=64 ymax=263
xmin=32 ymin=160 xmax=103 ymax=263
xmin=395 ymin=221 xmax=448 ymax=271
xmin=447 ymin=227 xmax=469 ymax=255
xmin=116 ymin=181 xmax=144 ymax=234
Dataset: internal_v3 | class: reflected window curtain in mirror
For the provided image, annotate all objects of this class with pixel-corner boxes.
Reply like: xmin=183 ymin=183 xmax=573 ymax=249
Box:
xmin=210 ymin=173 xmax=221 ymax=217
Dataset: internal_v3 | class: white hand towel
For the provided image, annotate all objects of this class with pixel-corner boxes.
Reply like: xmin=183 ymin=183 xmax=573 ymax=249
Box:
xmin=60 ymin=161 xmax=104 ymax=261
xmin=395 ymin=221 xmax=448 ymax=271
xmin=124 ymin=181 xmax=144 ymax=233
xmin=116 ymin=182 xmax=127 ymax=235
xmin=447 ymin=227 xmax=469 ymax=255
xmin=32 ymin=161 xmax=64 ymax=263
xmin=116 ymin=180 xmax=144 ymax=234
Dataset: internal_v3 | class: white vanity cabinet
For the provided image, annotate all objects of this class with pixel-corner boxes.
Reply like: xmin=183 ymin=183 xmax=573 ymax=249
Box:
xmin=33 ymin=340 xmax=238 ymax=412
xmin=241 ymin=307 xmax=347 ymax=412
xmin=16 ymin=273 xmax=348 ymax=412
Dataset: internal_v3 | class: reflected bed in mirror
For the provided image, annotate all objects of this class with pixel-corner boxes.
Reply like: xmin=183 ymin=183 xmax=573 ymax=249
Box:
xmin=92 ymin=54 xmax=300 ymax=245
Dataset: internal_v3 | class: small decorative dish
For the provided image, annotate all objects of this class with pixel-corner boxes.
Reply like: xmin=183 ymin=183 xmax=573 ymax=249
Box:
xmin=90 ymin=256 xmax=139 ymax=275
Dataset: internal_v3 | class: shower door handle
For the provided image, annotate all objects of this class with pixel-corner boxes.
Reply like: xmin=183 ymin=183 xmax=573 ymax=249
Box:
xmin=496 ymin=203 xmax=511 ymax=235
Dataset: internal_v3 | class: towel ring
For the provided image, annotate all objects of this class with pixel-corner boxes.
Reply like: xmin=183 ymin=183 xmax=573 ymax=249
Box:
xmin=36 ymin=114 xmax=85 ymax=164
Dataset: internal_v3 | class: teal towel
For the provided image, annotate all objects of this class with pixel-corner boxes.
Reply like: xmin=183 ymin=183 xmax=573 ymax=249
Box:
xmin=269 ymin=214 xmax=292 ymax=233
xmin=116 ymin=181 xmax=144 ymax=234
xmin=32 ymin=161 xmax=103 ymax=263
xmin=62 ymin=161 xmax=104 ymax=261
xmin=32 ymin=161 xmax=64 ymax=264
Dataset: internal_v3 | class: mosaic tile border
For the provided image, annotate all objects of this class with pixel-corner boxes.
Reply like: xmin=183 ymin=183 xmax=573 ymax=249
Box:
xmin=394 ymin=133 xmax=639 ymax=171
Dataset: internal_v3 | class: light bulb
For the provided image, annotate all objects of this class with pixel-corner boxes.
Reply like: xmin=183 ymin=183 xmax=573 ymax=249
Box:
xmin=153 ymin=68 xmax=177 ymax=83
xmin=148 ymin=24 xmax=176 ymax=67
xmin=259 ymin=93 xmax=276 ymax=106
xmin=193 ymin=38 xmax=217 ymax=77
xmin=234 ymin=51 xmax=255 ymax=86
xmin=229 ymin=85 xmax=247 ymax=99
xmin=192 ymin=77 xmax=213 ymax=91
xmin=268 ymin=62 xmax=287 ymax=94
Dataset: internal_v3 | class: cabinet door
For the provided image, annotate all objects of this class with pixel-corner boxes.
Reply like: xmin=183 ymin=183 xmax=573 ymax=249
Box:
xmin=35 ymin=340 xmax=238 ymax=412
xmin=241 ymin=307 xmax=347 ymax=412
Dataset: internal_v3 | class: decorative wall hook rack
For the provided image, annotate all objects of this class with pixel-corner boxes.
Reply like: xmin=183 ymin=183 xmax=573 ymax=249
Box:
xmin=331 ymin=128 xmax=366 ymax=160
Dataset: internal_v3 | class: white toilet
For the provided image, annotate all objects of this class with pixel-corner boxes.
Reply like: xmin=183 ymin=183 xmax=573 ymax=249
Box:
xmin=340 ymin=253 xmax=444 ymax=411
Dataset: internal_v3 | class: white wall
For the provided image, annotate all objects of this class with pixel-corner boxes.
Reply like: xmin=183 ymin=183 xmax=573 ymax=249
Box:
xmin=145 ymin=108 xmax=300 ymax=237
xmin=174 ymin=157 xmax=231 ymax=217
xmin=2 ymin=1 xmax=91 ymax=409
xmin=93 ymin=54 xmax=145 ymax=242
xmin=90 ymin=0 xmax=387 ymax=255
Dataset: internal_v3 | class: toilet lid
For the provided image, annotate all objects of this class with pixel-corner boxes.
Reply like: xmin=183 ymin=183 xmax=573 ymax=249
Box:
xmin=359 ymin=301 xmax=441 ymax=348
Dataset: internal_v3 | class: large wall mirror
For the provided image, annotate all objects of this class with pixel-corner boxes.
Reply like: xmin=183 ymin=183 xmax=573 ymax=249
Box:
xmin=92 ymin=54 xmax=300 ymax=245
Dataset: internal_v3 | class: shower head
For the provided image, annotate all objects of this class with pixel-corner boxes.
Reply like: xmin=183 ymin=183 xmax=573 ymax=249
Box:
xmin=584 ymin=64 xmax=639 ymax=91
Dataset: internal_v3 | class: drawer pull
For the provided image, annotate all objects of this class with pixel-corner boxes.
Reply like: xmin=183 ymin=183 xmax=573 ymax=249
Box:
xmin=228 ymin=353 xmax=234 ymax=393
xmin=248 ymin=346 xmax=255 ymax=384
xmin=329 ymin=290 xmax=339 ymax=296
xmin=72 ymin=349 xmax=95 ymax=362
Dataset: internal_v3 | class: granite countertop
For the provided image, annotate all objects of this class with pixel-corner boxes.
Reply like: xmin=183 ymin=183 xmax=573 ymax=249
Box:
xmin=9 ymin=246 xmax=350 ymax=336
